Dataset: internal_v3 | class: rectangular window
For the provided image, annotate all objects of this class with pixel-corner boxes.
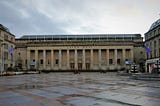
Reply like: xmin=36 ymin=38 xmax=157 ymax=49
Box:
xmin=48 ymin=59 xmax=50 ymax=64
xmin=154 ymin=30 xmax=156 ymax=35
xmin=117 ymin=59 xmax=121 ymax=64
xmin=158 ymin=28 xmax=160 ymax=33
xmin=40 ymin=59 xmax=43 ymax=64
xmin=11 ymin=37 xmax=13 ymax=42
xmin=4 ymin=51 xmax=8 ymax=60
xmin=109 ymin=59 xmax=113 ymax=64
xmin=55 ymin=59 xmax=59 ymax=64
xmin=159 ymin=48 xmax=160 ymax=57
xmin=26 ymin=59 xmax=27 ymax=65
xmin=4 ymin=34 xmax=8 ymax=40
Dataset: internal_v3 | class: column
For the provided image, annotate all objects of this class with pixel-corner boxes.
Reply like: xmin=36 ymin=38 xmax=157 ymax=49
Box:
xmin=35 ymin=50 xmax=38 ymax=70
xmin=90 ymin=49 xmax=93 ymax=70
xmin=130 ymin=48 xmax=134 ymax=63
xmin=51 ymin=50 xmax=54 ymax=69
xmin=75 ymin=49 xmax=78 ymax=70
xmin=106 ymin=49 xmax=109 ymax=65
xmin=98 ymin=49 xmax=101 ymax=69
xmin=43 ymin=50 xmax=46 ymax=69
xmin=59 ymin=50 xmax=62 ymax=69
xmin=82 ymin=49 xmax=85 ymax=70
xmin=67 ymin=49 xmax=70 ymax=69
xmin=122 ymin=49 xmax=126 ymax=65
xmin=27 ymin=49 xmax=30 ymax=69
xmin=115 ymin=49 xmax=117 ymax=65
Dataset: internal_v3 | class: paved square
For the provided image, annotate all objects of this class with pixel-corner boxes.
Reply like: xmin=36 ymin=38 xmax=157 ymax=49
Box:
xmin=0 ymin=72 xmax=160 ymax=106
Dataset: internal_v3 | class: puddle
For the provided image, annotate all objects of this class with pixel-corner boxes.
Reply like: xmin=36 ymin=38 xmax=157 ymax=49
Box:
xmin=8 ymin=84 xmax=43 ymax=90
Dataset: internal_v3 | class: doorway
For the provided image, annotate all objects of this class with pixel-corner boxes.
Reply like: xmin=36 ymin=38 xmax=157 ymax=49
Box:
xmin=70 ymin=63 xmax=74 ymax=70
xmin=78 ymin=63 xmax=82 ymax=70
xmin=86 ymin=63 xmax=90 ymax=70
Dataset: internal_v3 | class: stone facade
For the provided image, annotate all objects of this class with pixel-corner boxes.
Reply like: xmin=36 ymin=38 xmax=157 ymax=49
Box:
xmin=15 ymin=34 xmax=145 ymax=72
xmin=0 ymin=24 xmax=15 ymax=72
xmin=145 ymin=18 xmax=160 ymax=73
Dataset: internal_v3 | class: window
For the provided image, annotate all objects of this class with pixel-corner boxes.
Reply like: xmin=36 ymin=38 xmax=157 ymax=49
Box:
xmin=159 ymin=48 xmax=160 ymax=57
xmin=26 ymin=59 xmax=27 ymax=65
xmin=109 ymin=59 xmax=113 ymax=64
xmin=48 ymin=59 xmax=50 ymax=64
xmin=154 ymin=40 xmax=157 ymax=58
xmin=40 ymin=59 xmax=43 ymax=64
xmin=4 ymin=51 xmax=8 ymax=60
xmin=154 ymin=30 xmax=156 ymax=35
xmin=11 ymin=37 xmax=13 ymax=42
xmin=4 ymin=34 xmax=8 ymax=40
xmin=55 ymin=59 xmax=59 ymax=64
xmin=154 ymin=40 xmax=157 ymax=47
xmin=117 ymin=59 xmax=121 ymax=64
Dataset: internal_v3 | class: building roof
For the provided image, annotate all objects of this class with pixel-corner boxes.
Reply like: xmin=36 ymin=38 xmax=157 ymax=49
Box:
xmin=19 ymin=34 xmax=142 ymax=40
xmin=0 ymin=24 xmax=15 ymax=37
xmin=149 ymin=18 xmax=160 ymax=31
xmin=0 ymin=24 xmax=10 ymax=32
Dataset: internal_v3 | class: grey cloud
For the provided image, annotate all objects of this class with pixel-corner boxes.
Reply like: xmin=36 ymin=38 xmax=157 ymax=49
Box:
xmin=0 ymin=0 xmax=160 ymax=37
xmin=0 ymin=0 xmax=67 ymax=37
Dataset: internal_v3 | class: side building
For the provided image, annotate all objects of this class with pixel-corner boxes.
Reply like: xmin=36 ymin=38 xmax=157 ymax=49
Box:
xmin=15 ymin=34 xmax=145 ymax=72
xmin=145 ymin=18 xmax=160 ymax=73
xmin=0 ymin=24 xmax=15 ymax=72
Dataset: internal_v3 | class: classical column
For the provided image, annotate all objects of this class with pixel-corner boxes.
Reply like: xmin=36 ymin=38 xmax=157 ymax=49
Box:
xmin=59 ymin=50 xmax=62 ymax=69
xmin=75 ymin=49 xmax=78 ymax=70
xmin=43 ymin=50 xmax=46 ymax=69
xmin=67 ymin=49 xmax=70 ymax=70
xmin=82 ymin=49 xmax=86 ymax=70
xmin=106 ymin=49 xmax=109 ymax=65
xmin=90 ymin=49 xmax=93 ymax=70
xmin=130 ymin=48 xmax=134 ymax=63
xmin=35 ymin=50 xmax=38 ymax=70
xmin=51 ymin=50 xmax=54 ymax=69
xmin=98 ymin=49 xmax=101 ymax=69
xmin=122 ymin=49 xmax=126 ymax=65
xmin=27 ymin=49 xmax=30 ymax=69
xmin=114 ymin=49 xmax=117 ymax=65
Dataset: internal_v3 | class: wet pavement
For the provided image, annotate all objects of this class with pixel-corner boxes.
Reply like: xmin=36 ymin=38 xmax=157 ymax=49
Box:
xmin=0 ymin=72 xmax=160 ymax=106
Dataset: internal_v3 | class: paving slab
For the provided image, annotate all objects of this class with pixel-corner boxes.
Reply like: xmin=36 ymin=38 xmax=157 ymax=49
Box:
xmin=24 ymin=89 xmax=63 ymax=99
xmin=0 ymin=72 xmax=160 ymax=106
xmin=42 ymin=86 xmax=90 ymax=95
xmin=0 ymin=91 xmax=33 ymax=106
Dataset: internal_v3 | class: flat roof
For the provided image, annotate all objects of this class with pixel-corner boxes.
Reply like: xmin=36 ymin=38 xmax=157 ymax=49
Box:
xmin=19 ymin=34 xmax=142 ymax=40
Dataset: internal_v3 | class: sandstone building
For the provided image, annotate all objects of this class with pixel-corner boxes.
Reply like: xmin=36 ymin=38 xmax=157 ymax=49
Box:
xmin=15 ymin=34 xmax=145 ymax=72
xmin=145 ymin=18 xmax=160 ymax=73
xmin=0 ymin=24 xmax=15 ymax=72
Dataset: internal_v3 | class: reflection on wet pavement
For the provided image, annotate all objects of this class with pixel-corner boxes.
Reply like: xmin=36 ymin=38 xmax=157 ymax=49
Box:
xmin=0 ymin=72 xmax=160 ymax=106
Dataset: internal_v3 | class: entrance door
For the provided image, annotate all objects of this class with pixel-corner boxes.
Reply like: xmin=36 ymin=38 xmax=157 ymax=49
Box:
xmin=78 ymin=63 xmax=82 ymax=70
xmin=86 ymin=63 xmax=90 ymax=70
xmin=70 ymin=63 xmax=74 ymax=70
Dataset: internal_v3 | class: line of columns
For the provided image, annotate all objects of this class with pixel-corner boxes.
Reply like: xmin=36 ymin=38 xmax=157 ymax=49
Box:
xmin=27 ymin=49 xmax=133 ymax=70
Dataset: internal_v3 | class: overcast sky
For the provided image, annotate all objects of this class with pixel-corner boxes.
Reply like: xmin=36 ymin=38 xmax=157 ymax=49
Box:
xmin=0 ymin=0 xmax=160 ymax=38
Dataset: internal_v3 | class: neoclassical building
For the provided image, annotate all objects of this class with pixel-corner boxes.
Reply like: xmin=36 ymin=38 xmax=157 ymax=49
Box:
xmin=0 ymin=24 xmax=15 ymax=72
xmin=15 ymin=34 xmax=145 ymax=72
xmin=145 ymin=18 xmax=160 ymax=73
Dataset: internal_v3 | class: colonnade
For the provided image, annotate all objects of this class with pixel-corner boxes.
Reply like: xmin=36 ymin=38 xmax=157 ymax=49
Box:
xmin=27 ymin=47 xmax=133 ymax=71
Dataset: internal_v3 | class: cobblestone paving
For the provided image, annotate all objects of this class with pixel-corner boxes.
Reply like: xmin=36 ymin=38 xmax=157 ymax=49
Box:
xmin=0 ymin=72 xmax=160 ymax=106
